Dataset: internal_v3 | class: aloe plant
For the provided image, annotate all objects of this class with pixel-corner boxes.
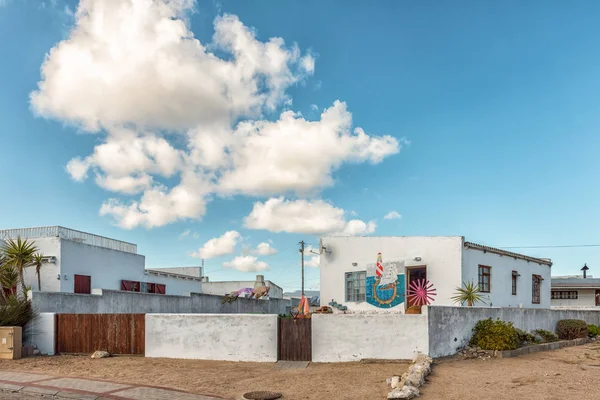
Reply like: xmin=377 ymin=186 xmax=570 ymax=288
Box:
xmin=451 ymin=280 xmax=487 ymax=307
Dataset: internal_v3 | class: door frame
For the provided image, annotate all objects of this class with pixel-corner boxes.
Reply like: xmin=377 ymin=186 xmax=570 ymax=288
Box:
xmin=405 ymin=265 xmax=427 ymax=310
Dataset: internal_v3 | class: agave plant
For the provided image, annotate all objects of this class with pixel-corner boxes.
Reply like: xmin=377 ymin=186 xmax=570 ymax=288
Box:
xmin=1 ymin=237 xmax=38 ymax=296
xmin=451 ymin=280 xmax=487 ymax=307
xmin=0 ymin=265 xmax=19 ymax=300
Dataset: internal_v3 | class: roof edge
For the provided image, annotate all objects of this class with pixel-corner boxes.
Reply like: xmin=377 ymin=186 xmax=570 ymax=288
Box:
xmin=464 ymin=241 xmax=552 ymax=266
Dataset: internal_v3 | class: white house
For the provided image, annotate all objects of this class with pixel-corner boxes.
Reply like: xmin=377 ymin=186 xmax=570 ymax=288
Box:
xmin=201 ymin=274 xmax=284 ymax=299
xmin=0 ymin=226 xmax=203 ymax=296
xmin=551 ymin=266 xmax=600 ymax=308
xmin=319 ymin=236 xmax=552 ymax=313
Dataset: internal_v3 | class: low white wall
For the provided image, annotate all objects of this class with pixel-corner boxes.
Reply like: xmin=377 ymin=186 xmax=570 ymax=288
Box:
xmin=312 ymin=312 xmax=429 ymax=362
xmin=428 ymin=305 xmax=600 ymax=358
xmin=24 ymin=313 xmax=55 ymax=355
xmin=145 ymin=314 xmax=278 ymax=362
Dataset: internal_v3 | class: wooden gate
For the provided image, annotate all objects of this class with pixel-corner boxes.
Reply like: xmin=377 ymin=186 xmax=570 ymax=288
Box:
xmin=55 ymin=314 xmax=145 ymax=355
xmin=278 ymin=317 xmax=311 ymax=361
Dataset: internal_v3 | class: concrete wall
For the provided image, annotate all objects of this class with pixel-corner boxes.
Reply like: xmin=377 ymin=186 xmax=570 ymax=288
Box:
xmin=427 ymin=305 xmax=600 ymax=358
xmin=30 ymin=289 xmax=291 ymax=314
xmin=319 ymin=236 xmax=463 ymax=312
xmin=551 ymin=289 xmax=597 ymax=307
xmin=312 ymin=313 xmax=429 ymax=362
xmin=148 ymin=267 xmax=202 ymax=278
xmin=201 ymin=280 xmax=284 ymax=299
xmin=24 ymin=313 xmax=55 ymax=355
xmin=145 ymin=314 xmax=278 ymax=362
xmin=462 ymin=248 xmax=552 ymax=308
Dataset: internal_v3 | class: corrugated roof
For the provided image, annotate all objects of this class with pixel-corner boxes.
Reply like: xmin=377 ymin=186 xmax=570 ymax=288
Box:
xmin=464 ymin=242 xmax=552 ymax=266
xmin=552 ymin=278 xmax=600 ymax=288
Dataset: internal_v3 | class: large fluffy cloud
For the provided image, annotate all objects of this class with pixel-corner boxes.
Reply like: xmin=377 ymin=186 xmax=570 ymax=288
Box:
xmin=31 ymin=0 xmax=402 ymax=229
xmin=223 ymin=256 xmax=269 ymax=272
xmin=191 ymin=230 xmax=240 ymax=259
xmin=244 ymin=197 xmax=377 ymax=236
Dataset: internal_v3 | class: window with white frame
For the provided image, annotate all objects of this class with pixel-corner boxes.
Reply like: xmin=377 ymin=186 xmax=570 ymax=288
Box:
xmin=345 ymin=271 xmax=366 ymax=302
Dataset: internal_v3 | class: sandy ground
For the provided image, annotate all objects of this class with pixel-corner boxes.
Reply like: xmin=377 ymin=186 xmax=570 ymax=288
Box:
xmin=0 ymin=356 xmax=408 ymax=400
xmin=422 ymin=342 xmax=600 ymax=400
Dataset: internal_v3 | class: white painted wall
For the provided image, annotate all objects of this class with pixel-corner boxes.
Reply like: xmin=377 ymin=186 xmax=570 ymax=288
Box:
xmin=319 ymin=236 xmax=464 ymax=312
xmin=59 ymin=239 xmax=146 ymax=292
xmin=145 ymin=314 xmax=278 ymax=362
xmin=202 ymin=280 xmax=283 ymax=299
xmin=551 ymin=289 xmax=597 ymax=307
xmin=143 ymin=273 xmax=202 ymax=295
xmin=312 ymin=313 xmax=429 ymax=362
xmin=21 ymin=237 xmax=61 ymax=293
xmin=24 ymin=313 xmax=55 ymax=355
xmin=461 ymin=248 xmax=551 ymax=308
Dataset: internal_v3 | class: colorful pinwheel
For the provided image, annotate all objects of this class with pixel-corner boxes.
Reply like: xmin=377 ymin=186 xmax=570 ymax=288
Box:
xmin=407 ymin=279 xmax=437 ymax=306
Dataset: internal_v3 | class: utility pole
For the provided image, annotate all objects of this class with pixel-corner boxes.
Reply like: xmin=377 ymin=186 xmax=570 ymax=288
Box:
xmin=299 ymin=241 xmax=305 ymax=297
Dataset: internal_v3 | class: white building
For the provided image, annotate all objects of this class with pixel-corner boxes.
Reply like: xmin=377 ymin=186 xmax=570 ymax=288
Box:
xmin=201 ymin=275 xmax=284 ymax=299
xmin=551 ymin=267 xmax=600 ymax=308
xmin=320 ymin=236 xmax=552 ymax=313
xmin=0 ymin=226 xmax=202 ymax=296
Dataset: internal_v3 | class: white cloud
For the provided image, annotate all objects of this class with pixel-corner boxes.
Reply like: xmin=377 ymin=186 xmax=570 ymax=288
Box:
xmin=31 ymin=0 xmax=402 ymax=229
xmin=384 ymin=211 xmax=402 ymax=220
xmin=244 ymin=197 xmax=376 ymax=236
xmin=223 ymin=255 xmax=269 ymax=272
xmin=310 ymin=104 xmax=319 ymax=112
xmin=303 ymin=245 xmax=320 ymax=268
xmin=254 ymin=242 xmax=278 ymax=256
xmin=191 ymin=230 xmax=240 ymax=259
xmin=178 ymin=229 xmax=191 ymax=240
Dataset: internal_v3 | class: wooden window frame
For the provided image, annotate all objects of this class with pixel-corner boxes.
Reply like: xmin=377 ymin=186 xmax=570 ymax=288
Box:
xmin=532 ymin=275 xmax=542 ymax=304
xmin=511 ymin=271 xmax=518 ymax=296
xmin=121 ymin=280 xmax=141 ymax=292
xmin=478 ymin=265 xmax=491 ymax=293
xmin=345 ymin=271 xmax=366 ymax=302
xmin=551 ymin=290 xmax=578 ymax=300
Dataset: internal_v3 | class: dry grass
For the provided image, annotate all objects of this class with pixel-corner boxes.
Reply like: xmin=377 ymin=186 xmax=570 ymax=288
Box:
xmin=0 ymin=356 xmax=409 ymax=400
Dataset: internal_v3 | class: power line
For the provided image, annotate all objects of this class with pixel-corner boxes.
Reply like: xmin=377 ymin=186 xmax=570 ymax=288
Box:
xmin=500 ymin=244 xmax=600 ymax=249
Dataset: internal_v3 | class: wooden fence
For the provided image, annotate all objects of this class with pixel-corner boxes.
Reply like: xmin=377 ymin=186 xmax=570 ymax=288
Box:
xmin=278 ymin=317 xmax=312 ymax=361
xmin=55 ymin=314 xmax=145 ymax=355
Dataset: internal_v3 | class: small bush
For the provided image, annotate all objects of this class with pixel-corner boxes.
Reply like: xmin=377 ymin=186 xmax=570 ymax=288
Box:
xmin=0 ymin=296 xmax=37 ymax=327
xmin=588 ymin=324 xmax=599 ymax=338
xmin=556 ymin=319 xmax=588 ymax=340
xmin=469 ymin=318 xmax=519 ymax=351
xmin=534 ymin=329 xmax=559 ymax=343
xmin=516 ymin=328 xmax=539 ymax=345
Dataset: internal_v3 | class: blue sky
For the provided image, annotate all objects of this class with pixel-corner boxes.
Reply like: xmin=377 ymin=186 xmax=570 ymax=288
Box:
xmin=2 ymin=0 xmax=600 ymax=291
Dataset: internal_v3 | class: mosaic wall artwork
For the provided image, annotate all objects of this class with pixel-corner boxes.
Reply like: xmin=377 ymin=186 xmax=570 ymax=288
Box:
xmin=366 ymin=252 xmax=405 ymax=308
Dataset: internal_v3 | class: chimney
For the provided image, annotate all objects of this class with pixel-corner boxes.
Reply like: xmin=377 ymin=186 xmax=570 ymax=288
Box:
xmin=582 ymin=264 xmax=589 ymax=279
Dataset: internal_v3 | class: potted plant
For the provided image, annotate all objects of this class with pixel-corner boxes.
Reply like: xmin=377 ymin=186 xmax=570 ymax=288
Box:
xmin=451 ymin=280 xmax=486 ymax=307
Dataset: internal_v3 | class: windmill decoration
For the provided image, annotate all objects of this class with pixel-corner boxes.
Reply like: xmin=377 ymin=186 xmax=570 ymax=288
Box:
xmin=407 ymin=279 xmax=437 ymax=306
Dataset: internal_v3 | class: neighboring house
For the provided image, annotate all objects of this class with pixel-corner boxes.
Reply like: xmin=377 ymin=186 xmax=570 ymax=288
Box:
xmin=320 ymin=236 xmax=552 ymax=313
xmin=0 ymin=226 xmax=203 ymax=296
xmin=201 ymin=274 xmax=284 ymax=299
xmin=551 ymin=268 xmax=600 ymax=308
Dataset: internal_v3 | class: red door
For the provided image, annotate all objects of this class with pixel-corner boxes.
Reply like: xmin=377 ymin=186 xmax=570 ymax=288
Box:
xmin=74 ymin=275 xmax=91 ymax=294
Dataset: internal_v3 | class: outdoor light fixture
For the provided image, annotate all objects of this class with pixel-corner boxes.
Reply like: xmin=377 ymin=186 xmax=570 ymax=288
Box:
xmin=56 ymin=274 xmax=60 ymax=280
xmin=352 ymin=262 xmax=358 ymax=266
xmin=414 ymin=257 xmax=422 ymax=262
xmin=63 ymin=275 xmax=68 ymax=280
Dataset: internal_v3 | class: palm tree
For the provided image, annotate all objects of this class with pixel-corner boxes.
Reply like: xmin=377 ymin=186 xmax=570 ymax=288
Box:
xmin=1 ymin=237 xmax=38 ymax=296
xmin=31 ymin=253 xmax=44 ymax=291
xmin=451 ymin=280 xmax=487 ymax=307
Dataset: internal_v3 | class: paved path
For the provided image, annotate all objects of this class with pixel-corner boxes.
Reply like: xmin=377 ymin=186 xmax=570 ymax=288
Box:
xmin=0 ymin=371 xmax=224 ymax=400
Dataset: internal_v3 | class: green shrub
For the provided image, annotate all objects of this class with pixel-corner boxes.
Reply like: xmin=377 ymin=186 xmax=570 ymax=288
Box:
xmin=588 ymin=324 xmax=599 ymax=338
xmin=556 ymin=319 xmax=588 ymax=340
xmin=469 ymin=318 xmax=519 ymax=351
xmin=0 ymin=296 xmax=37 ymax=327
xmin=516 ymin=328 xmax=539 ymax=345
xmin=534 ymin=329 xmax=559 ymax=342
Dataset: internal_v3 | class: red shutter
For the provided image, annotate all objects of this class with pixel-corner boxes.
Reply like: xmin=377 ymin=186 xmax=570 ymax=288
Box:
xmin=74 ymin=275 xmax=91 ymax=294
xmin=156 ymin=284 xmax=166 ymax=294
xmin=121 ymin=280 xmax=132 ymax=291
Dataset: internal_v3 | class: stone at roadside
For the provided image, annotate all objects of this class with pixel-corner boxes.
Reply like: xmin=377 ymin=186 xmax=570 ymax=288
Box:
xmin=91 ymin=351 xmax=110 ymax=359
xmin=388 ymin=385 xmax=419 ymax=400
